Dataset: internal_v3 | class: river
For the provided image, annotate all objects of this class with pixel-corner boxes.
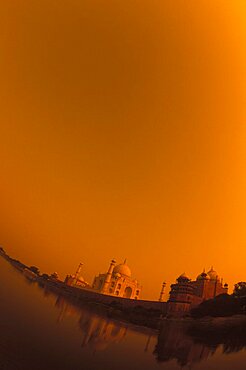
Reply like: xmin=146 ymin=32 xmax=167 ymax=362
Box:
xmin=0 ymin=257 xmax=245 ymax=370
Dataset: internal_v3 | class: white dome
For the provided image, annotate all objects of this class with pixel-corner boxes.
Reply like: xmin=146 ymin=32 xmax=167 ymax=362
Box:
xmin=113 ymin=262 xmax=131 ymax=277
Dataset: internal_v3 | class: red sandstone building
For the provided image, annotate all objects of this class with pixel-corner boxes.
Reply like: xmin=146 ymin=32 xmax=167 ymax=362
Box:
xmin=168 ymin=267 xmax=228 ymax=315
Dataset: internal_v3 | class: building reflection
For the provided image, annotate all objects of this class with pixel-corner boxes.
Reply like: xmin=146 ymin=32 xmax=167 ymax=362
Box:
xmin=55 ymin=295 xmax=80 ymax=323
xmin=53 ymin=294 xmax=245 ymax=367
xmin=154 ymin=320 xmax=216 ymax=367
xmin=54 ymin=296 xmax=128 ymax=351
xmin=79 ymin=313 xmax=127 ymax=350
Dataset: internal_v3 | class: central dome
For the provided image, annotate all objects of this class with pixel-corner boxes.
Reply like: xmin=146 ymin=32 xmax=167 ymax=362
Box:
xmin=113 ymin=261 xmax=131 ymax=277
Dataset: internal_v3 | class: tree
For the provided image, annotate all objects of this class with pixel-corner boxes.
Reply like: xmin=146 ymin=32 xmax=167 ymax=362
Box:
xmin=50 ymin=272 xmax=59 ymax=280
xmin=29 ymin=266 xmax=40 ymax=275
xmin=234 ymin=282 xmax=246 ymax=298
xmin=190 ymin=294 xmax=241 ymax=318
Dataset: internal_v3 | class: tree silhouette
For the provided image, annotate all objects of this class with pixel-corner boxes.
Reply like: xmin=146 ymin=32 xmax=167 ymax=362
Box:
xmin=234 ymin=282 xmax=246 ymax=298
xmin=29 ymin=266 xmax=40 ymax=275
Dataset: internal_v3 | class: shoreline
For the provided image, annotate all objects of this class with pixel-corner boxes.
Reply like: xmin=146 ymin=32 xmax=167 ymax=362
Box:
xmin=0 ymin=252 xmax=163 ymax=329
xmin=1 ymin=251 xmax=245 ymax=333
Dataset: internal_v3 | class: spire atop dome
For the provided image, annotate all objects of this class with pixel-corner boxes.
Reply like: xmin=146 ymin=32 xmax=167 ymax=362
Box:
xmin=197 ymin=269 xmax=210 ymax=281
xmin=207 ymin=266 xmax=219 ymax=280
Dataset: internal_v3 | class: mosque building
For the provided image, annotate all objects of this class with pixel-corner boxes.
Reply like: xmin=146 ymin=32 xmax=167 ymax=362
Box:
xmin=92 ymin=259 xmax=142 ymax=299
xmin=167 ymin=267 xmax=228 ymax=314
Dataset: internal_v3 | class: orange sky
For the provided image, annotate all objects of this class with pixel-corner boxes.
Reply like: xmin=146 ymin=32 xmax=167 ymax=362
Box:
xmin=0 ymin=1 xmax=246 ymax=300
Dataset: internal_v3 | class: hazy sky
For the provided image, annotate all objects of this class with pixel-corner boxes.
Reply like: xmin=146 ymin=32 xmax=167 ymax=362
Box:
xmin=0 ymin=1 xmax=246 ymax=299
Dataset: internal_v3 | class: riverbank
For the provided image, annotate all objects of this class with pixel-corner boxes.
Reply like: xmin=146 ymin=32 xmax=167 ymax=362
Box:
xmin=0 ymin=251 xmax=164 ymax=329
xmin=38 ymin=277 xmax=163 ymax=329
xmin=1 ymin=251 xmax=245 ymax=333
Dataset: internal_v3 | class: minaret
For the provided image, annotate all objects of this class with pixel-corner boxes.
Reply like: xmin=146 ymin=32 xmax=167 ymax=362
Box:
xmin=159 ymin=281 xmax=166 ymax=302
xmin=101 ymin=259 xmax=116 ymax=294
xmin=213 ymin=275 xmax=218 ymax=298
xmin=224 ymin=283 xmax=229 ymax=293
xmin=74 ymin=263 xmax=83 ymax=283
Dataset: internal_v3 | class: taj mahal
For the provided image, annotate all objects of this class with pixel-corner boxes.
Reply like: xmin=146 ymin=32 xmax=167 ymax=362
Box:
xmin=92 ymin=259 xmax=142 ymax=299
xmin=65 ymin=259 xmax=141 ymax=300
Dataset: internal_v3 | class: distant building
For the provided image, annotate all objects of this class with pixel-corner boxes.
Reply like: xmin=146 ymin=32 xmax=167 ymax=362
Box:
xmin=168 ymin=267 xmax=228 ymax=315
xmin=92 ymin=259 xmax=142 ymax=299
xmin=64 ymin=263 xmax=90 ymax=289
xmin=50 ymin=272 xmax=59 ymax=280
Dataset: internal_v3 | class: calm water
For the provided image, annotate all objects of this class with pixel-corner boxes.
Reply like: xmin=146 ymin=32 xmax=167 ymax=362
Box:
xmin=0 ymin=257 xmax=245 ymax=370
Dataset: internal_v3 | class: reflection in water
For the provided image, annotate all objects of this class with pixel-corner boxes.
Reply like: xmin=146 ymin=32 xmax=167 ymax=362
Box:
xmin=55 ymin=295 xmax=80 ymax=323
xmin=155 ymin=319 xmax=246 ymax=368
xmin=187 ymin=318 xmax=246 ymax=356
xmin=79 ymin=313 xmax=127 ymax=350
xmin=155 ymin=321 xmax=215 ymax=367
xmin=55 ymin=295 xmax=128 ymax=351
xmin=52 ymin=293 xmax=246 ymax=369
xmin=0 ymin=257 xmax=245 ymax=370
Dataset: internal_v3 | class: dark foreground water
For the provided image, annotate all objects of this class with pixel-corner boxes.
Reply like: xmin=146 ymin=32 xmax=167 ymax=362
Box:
xmin=0 ymin=257 xmax=245 ymax=370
